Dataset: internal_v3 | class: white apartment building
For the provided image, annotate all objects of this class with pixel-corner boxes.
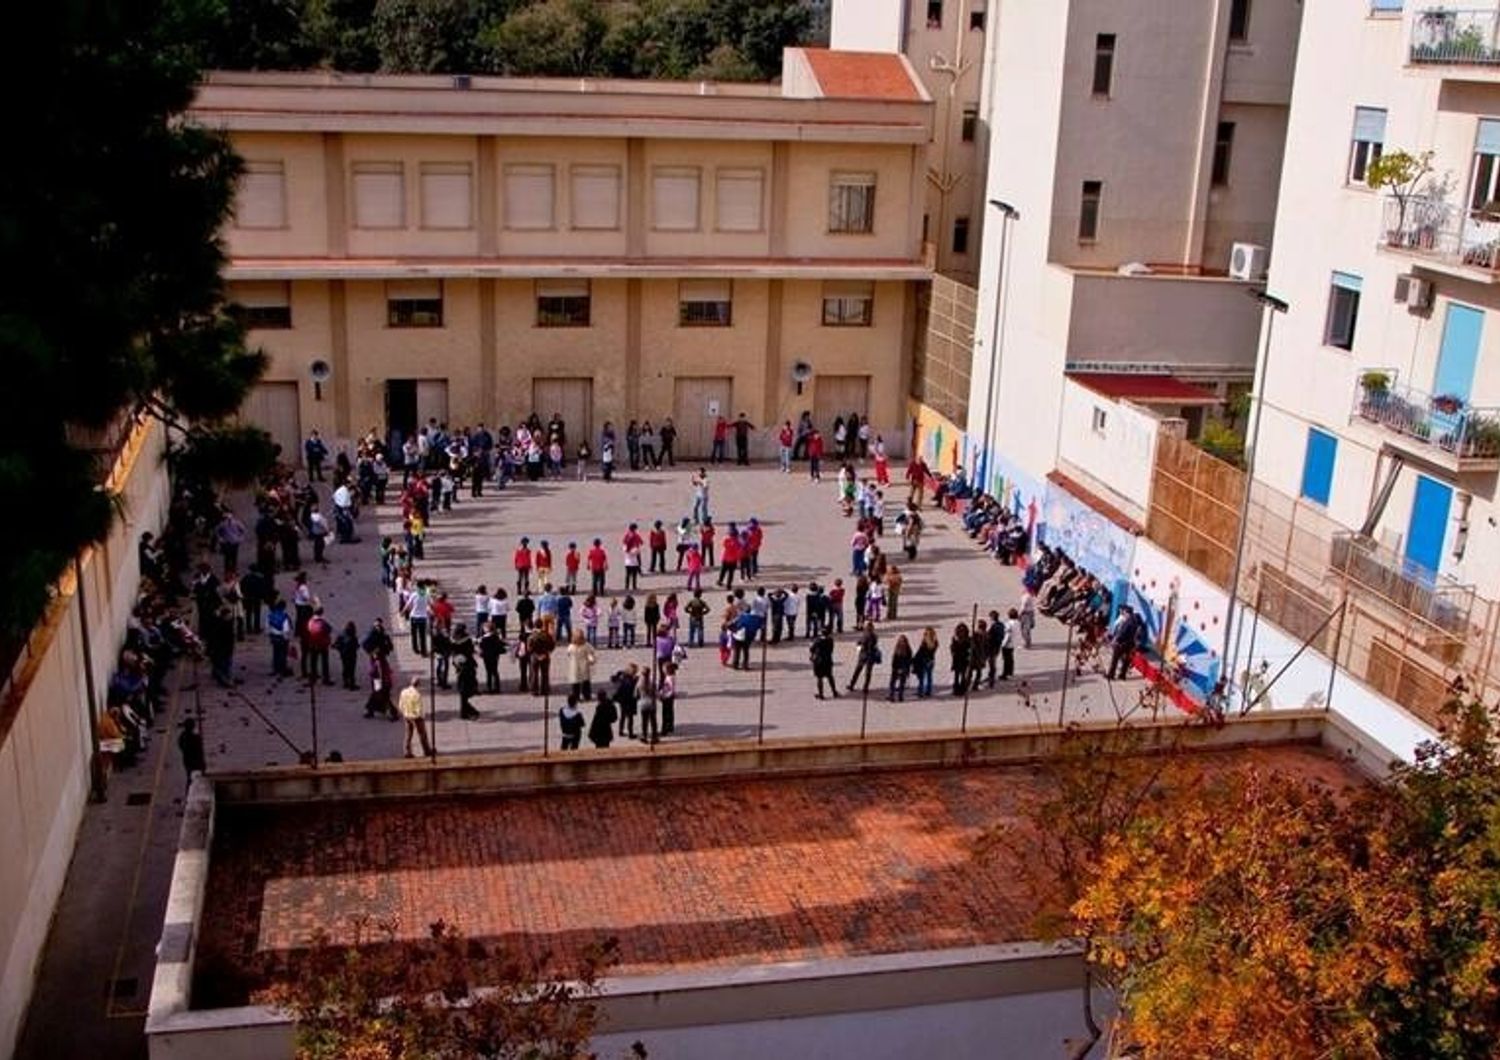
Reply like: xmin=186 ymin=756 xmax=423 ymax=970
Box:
xmin=1255 ymin=1 xmax=1500 ymax=595
xmin=966 ymin=0 xmax=1301 ymax=513
xmin=833 ymin=0 xmax=992 ymax=280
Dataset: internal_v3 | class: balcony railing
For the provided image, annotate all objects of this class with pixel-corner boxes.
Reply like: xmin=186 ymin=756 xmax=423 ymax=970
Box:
xmin=1353 ymin=371 xmax=1500 ymax=467
xmin=1410 ymin=8 xmax=1500 ymax=66
xmin=1380 ymin=194 xmax=1500 ymax=272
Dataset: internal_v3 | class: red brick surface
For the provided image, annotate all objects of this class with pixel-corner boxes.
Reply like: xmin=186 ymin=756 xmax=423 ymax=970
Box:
xmin=193 ymin=745 xmax=1361 ymax=1007
xmin=802 ymin=49 xmax=923 ymax=101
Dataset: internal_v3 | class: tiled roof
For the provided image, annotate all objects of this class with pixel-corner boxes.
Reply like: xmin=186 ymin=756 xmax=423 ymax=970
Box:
xmin=193 ymin=746 xmax=1361 ymax=1007
xmin=801 ymin=48 xmax=923 ymax=101
xmin=1067 ymin=372 xmax=1221 ymax=405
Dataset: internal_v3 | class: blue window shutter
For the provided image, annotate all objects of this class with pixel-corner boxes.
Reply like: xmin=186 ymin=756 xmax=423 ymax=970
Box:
xmin=1434 ymin=303 xmax=1483 ymax=403
xmin=1300 ymin=428 xmax=1337 ymax=505
xmin=1479 ymin=119 xmax=1500 ymax=156
xmin=1404 ymin=475 xmax=1453 ymax=581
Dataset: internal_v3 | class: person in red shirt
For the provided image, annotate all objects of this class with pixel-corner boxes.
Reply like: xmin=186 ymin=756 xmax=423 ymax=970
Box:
xmin=648 ymin=520 xmax=668 ymax=574
xmin=718 ymin=525 xmax=740 ymax=588
xmin=807 ymin=429 xmax=825 ymax=482
xmin=534 ymin=541 xmax=553 ymax=588
xmin=906 ymin=455 xmax=930 ymax=506
xmin=711 ymin=416 xmax=728 ymax=464
xmin=587 ymin=538 xmax=609 ymax=596
xmin=563 ymin=542 xmax=581 ymax=593
xmin=513 ymin=535 xmax=533 ymax=593
xmin=777 ymin=421 xmax=795 ymax=473
xmin=746 ymin=518 xmax=765 ymax=579
xmin=699 ymin=518 xmax=716 ymax=567
xmin=430 ymin=591 xmax=455 ymax=635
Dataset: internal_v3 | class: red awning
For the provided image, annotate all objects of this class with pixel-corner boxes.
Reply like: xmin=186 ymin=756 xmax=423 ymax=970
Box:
xmin=1067 ymin=372 xmax=1220 ymax=405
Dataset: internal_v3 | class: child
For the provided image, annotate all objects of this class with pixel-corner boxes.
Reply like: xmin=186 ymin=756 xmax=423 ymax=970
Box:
xmin=513 ymin=630 xmax=531 ymax=693
xmin=622 ymin=594 xmax=637 ymax=647
xmin=577 ymin=440 xmax=592 ymax=481
xmin=488 ymin=587 xmax=509 ymax=639
xmin=601 ymin=439 xmax=616 ymax=481
xmin=606 ymin=598 xmax=622 ymax=649
xmin=564 ymin=542 xmax=581 ymax=593
xmin=700 ymin=519 xmax=716 ymax=567
xmin=829 ymin=578 xmax=846 ymax=634
xmin=535 ymin=540 xmax=553 ymax=588
xmin=473 ymin=584 xmax=490 ymax=633
xmin=854 ymin=573 xmax=870 ymax=621
xmin=718 ymin=625 xmax=732 ymax=667
xmin=582 ymin=595 xmax=600 ymax=647
xmin=685 ymin=543 xmax=704 ymax=592
xmin=865 ymin=579 xmax=885 ymax=623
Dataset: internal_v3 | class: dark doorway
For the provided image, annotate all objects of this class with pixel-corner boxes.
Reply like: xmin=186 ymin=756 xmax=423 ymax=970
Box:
xmin=386 ymin=379 xmax=417 ymax=456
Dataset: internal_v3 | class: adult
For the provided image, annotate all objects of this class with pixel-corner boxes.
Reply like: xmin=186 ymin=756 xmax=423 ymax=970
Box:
xmin=905 ymin=455 xmax=930 ymax=507
xmin=912 ymin=627 xmax=938 ymax=699
xmin=215 ymin=509 xmax=246 ymax=575
xmin=733 ymin=413 xmax=755 ymax=466
xmin=588 ymin=691 xmax=617 ymax=748
xmin=177 ymin=719 xmax=207 ymax=791
xmin=304 ymin=429 xmax=329 ymax=481
xmin=559 ymin=696 xmax=585 ymax=750
xmin=587 ymin=537 xmax=608 ymax=596
xmin=658 ymin=418 xmax=677 ymax=466
xmin=847 ymin=621 xmax=880 ymax=694
xmin=399 ymin=675 xmax=433 ymax=757
xmin=888 ymin=635 xmax=914 ymax=702
xmin=807 ymin=428 xmax=825 ymax=482
xmin=710 ymin=415 xmax=728 ymax=464
xmin=266 ymin=597 xmax=294 ymax=677
xmin=1108 ymin=606 xmax=1142 ymax=681
xmin=566 ymin=630 xmax=597 ymax=700
xmin=810 ymin=628 xmax=838 ymax=699
xmin=950 ymin=623 xmax=973 ymax=696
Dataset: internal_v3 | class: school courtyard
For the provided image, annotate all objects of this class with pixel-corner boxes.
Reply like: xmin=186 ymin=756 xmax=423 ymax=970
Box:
xmin=196 ymin=461 xmax=1144 ymax=770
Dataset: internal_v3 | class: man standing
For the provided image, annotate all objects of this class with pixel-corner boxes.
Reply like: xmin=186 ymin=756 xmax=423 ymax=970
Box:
xmin=1108 ymin=606 xmax=1141 ymax=681
xmin=587 ymin=538 xmax=608 ymax=595
xmin=847 ymin=620 xmax=880 ymax=694
xmin=807 ymin=429 xmax=824 ymax=482
xmin=906 ymin=455 xmax=930 ymax=507
xmin=659 ymin=418 xmax=677 ymax=466
xmin=710 ymin=415 xmax=728 ymax=464
xmin=177 ymin=719 xmax=206 ymax=792
xmin=399 ymin=675 xmax=433 ymax=758
xmin=513 ymin=536 xmax=533 ymax=594
xmin=215 ymin=509 xmax=245 ymax=575
xmin=1001 ymin=608 xmax=1019 ymax=680
xmin=691 ymin=470 xmax=710 ymax=525
xmin=733 ymin=413 xmax=755 ymax=466
xmin=304 ymin=429 xmax=329 ymax=481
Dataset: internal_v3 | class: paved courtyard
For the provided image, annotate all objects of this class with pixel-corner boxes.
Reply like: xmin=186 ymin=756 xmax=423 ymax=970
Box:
xmin=200 ymin=463 xmax=1146 ymax=770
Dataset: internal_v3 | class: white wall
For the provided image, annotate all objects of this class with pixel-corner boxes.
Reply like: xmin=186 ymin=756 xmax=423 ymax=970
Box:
xmin=1057 ymin=381 xmax=1159 ymax=520
xmin=830 ymin=0 xmax=907 ymax=52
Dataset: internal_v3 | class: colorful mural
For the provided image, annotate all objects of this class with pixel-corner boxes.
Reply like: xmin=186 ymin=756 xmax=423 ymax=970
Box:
xmin=1037 ymin=479 xmax=1136 ymax=618
xmin=1124 ymin=538 xmax=1229 ymax=702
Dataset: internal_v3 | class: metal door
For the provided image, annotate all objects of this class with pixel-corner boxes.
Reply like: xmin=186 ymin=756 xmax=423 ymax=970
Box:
xmin=415 ymin=379 xmax=449 ymax=430
xmin=1404 ymin=474 xmax=1453 ymax=582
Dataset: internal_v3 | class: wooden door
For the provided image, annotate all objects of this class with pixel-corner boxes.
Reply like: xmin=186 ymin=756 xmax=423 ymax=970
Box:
xmin=813 ymin=374 xmax=871 ymax=436
xmin=532 ymin=377 xmax=594 ymax=446
xmin=240 ymin=381 xmax=301 ymax=465
xmin=415 ymin=379 xmax=449 ymax=430
xmin=672 ymin=376 xmax=734 ymax=459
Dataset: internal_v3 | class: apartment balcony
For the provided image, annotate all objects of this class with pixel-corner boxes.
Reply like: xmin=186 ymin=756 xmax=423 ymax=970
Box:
xmin=1409 ymin=7 xmax=1500 ymax=79
xmin=1378 ymin=195 xmax=1500 ymax=281
xmin=1352 ymin=370 xmax=1500 ymax=473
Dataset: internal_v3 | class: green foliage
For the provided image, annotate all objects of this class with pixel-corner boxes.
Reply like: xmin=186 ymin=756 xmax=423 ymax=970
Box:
xmin=1366 ymin=149 xmax=1434 ymax=196
xmin=171 ymin=425 xmax=281 ymax=488
xmin=0 ymin=0 xmax=264 ymax=637
xmin=1195 ymin=420 xmax=1244 ymax=466
xmin=201 ymin=0 xmax=812 ymax=81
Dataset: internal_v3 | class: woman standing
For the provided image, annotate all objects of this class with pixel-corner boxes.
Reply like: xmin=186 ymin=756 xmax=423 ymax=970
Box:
xmin=565 ymin=629 xmax=597 ymax=699
xmin=810 ymin=628 xmax=838 ymax=699
xmin=660 ymin=662 xmax=678 ymax=735
xmin=587 ymin=691 xmax=616 ymax=749
xmin=888 ymin=634 xmax=913 ymax=702
xmin=912 ymin=627 xmax=938 ymax=699
xmin=950 ymin=622 xmax=973 ymax=696
xmin=872 ymin=435 xmax=890 ymax=486
xmin=643 ymin=592 xmax=661 ymax=642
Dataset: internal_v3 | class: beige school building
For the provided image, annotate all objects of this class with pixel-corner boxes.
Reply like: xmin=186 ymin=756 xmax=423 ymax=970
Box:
xmin=191 ymin=49 xmax=934 ymax=460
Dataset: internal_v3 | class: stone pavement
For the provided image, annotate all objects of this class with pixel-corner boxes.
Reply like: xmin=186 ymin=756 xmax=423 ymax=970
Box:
xmin=200 ymin=463 xmax=1143 ymax=769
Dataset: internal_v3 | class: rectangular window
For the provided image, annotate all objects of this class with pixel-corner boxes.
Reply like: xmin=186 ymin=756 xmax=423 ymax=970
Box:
xmin=503 ymin=164 xmax=555 ymax=230
xmin=536 ymin=279 xmax=590 ymax=327
xmin=829 ymin=172 xmax=877 ymax=234
xmin=822 ymin=280 xmax=875 ymax=327
xmin=961 ymin=107 xmax=978 ymax=142
xmin=952 ymin=216 xmax=970 ymax=255
xmin=969 ymin=7 xmax=986 ymax=32
xmin=419 ymin=162 xmax=473 ymax=230
xmin=1349 ymin=107 xmax=1387 ymax=185
xmin=678 ymin=279 xmax=732 ymax=327
xmin=570 ymin=164 xmax=620 ymax=230
xmin=1079 ymin=180 xmax=1103 ymax=241
xmin=352 ymin=162 xmax=404 ymax=229
xmin=652 ymin=166 xmax=701 ymax=231
xmin=228 ymin=281 xmax=292 ymax=330
xmin=1470 ymin=119 xmax=1500 ymax=211
xmin=1325 ymin=272 xmax=1362 ymax=350
xmin=1300 ymin=428 xmax=1338 ymax=505
xmin=236 ymin=161 xmax=286 ymax=229
xmin=1212 ymin=121 xmax=1235 ymax=186
xmin=1092 ymin=407 xmax=1108 ymax=433
xmin=387 ymin=279 xmax=443 ymax=328
xmin=715 ymin=168 xmax=764 ymax=232
xmin=1370 ymin=0 xmax=1404 ymax=12
xmin=1229 ymin=0 xmax=1250 ymax=41
xmin=926 ymin=0 xmax=942 ymax=29
xmin=1093 ymin=34 xmax=1116 ymax=96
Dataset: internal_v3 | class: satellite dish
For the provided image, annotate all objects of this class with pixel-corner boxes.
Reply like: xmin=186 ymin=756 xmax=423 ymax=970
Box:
xmin=310 ymin=359 xmax=332 ymax=383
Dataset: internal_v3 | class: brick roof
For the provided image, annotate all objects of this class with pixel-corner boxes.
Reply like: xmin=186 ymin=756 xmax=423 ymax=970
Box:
xmin=193 ymin=746 xmax=1361 ymax=1007
xmin=801 ymin=48 xmax=923 ymax=101
xmin=1067 ymin=372 xmax=1221 ymax=405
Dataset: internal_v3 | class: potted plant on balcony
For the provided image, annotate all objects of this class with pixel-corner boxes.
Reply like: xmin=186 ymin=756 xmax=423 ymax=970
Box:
xmin=1433 ymin=393 xmax=1465 ymax=415
xmin=1368 ymin=149 xmax=1435 ymax=246
xmin=1463 ymin=413 xmax=1500 ymax=458
xmin=1358 ymin=370 xmax=1391 ymax=418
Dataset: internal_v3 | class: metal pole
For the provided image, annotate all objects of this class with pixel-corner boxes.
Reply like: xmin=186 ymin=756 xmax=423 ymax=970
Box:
xmin=757 ymin=625 xmax=769 ymax=744
xmin=1221 ymin=295 xmax=1286 ymax=692
xmin=309 ymin=674 xmax=319 ymax=767
xmin=961 ymin=603 xmax=977 ymax=734
xmin=73 ymin=555 xmax=107 ymax=802
xmin=543 ymin=686 xmax=551 ymax=757
xmin=1241 ymin=581 xmax=1264 ymax=711
xmin=978 ymin=201 xmax=1019 ymax=487
xmin=1057 ymin=621 xmax=1075 ymax=728
xmin=1324 ymin=597 xmax=1348 ymax=713
xmin=427 ymin=645 xmax=438 ymax=760
xmin=859 ymin=630 xmax=872 ymax=740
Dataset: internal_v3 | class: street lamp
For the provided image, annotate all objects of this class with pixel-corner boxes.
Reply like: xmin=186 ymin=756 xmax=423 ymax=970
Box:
xmin=1222 ymin=286 xmax=1289 ymax=706
xmin=977 ymin=198 xmax=1020 ymax=491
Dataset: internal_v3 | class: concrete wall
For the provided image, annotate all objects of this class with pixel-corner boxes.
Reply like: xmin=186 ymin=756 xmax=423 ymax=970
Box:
xmin=0 ymin=417 xmax=172 ymax=1058
xmin=1065 ymin=272 xmax=1262 ymax=374
xmin=1057 ymin=380 xmax=1159 ymax=521
xmin=830 ymin=0 xmax=907 ymax=53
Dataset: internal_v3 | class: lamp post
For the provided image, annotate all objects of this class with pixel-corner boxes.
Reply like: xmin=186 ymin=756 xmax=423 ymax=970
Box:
xmin=976 ymin=199 xmax=1020 ymax=491
xmin=1222 ymin=288 xmax=1289 ymax=706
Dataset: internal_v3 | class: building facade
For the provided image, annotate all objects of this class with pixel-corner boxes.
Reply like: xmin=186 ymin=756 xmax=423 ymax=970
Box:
xmin=832 ymin=0 xmax=990 ymax=282
xmin=965 ymin=0 xmax=1301 ymax=514
xmin=1254 ymin=2 xmax=1500 ymax=597
xmin=190 ymin=51 xmax=932 ymax=461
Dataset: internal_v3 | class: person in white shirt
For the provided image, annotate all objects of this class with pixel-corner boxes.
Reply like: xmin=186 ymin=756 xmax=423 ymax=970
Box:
xmin=473 ymin=585 xmax=491 ymax=633
xmin=783 ymin=583 xmax=801 ymax=639
xmin=406 ymin=583 xmax=431 ymax=656
xmin=488 ymin=589 xmax=509 ymax=638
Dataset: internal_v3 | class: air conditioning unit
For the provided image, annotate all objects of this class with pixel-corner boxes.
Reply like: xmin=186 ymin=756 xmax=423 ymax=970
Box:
xmin=1394 ymin=273 xmax=1434 ymax=313
xmin=1229 ymin=242 xmax=1269 ymax=281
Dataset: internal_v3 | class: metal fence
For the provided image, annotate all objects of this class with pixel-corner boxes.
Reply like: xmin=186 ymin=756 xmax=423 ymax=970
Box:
xmin=910 ymin=275 xmax=976 ymax=431
xmin=1146 ymin=432 xmax=1500 ymax=726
